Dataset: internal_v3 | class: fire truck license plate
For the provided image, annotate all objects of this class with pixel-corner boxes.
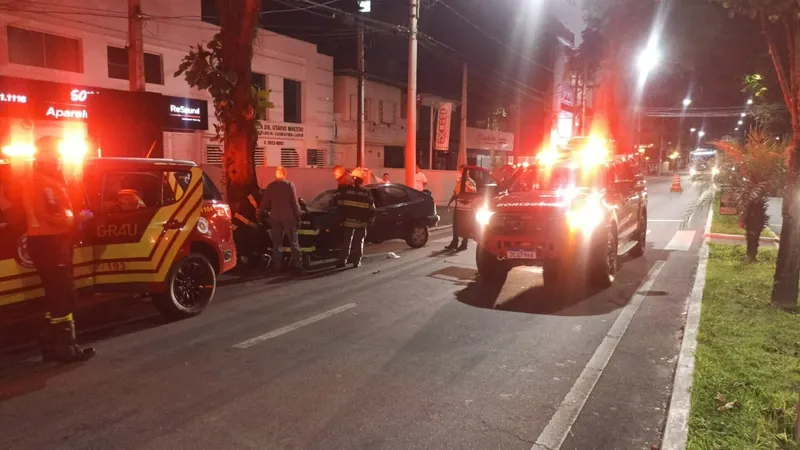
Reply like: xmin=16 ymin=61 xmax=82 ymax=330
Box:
xmin=507 ymin=250 xmax=536 ymax=259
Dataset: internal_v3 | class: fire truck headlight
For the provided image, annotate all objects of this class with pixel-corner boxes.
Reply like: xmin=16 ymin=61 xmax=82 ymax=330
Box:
xmin=196 ymin=217 xmax=211 ymax=235
xmin=58 ymin=138 xmax=88 ymax=165
xmin=1 ymin=143 xmax=35 ymax=159
xmin=566 ymin=194 xmax=604 ymax=233
xmin=475 ymin=206 xmax=494 ymax=227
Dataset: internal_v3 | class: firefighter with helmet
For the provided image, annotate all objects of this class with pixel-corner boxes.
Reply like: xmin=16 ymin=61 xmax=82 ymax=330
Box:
xmin=335 ymin=167 xmax=376 ymax=268
xmin=25 ymin=136 xmax=95 ymax=363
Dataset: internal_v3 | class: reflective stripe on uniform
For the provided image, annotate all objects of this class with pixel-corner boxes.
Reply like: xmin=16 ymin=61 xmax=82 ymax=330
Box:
xmin=343 ymin=218 xmax=369 ymax=228
xmin=234 ymin=213 xmax=258 ymax=228
xmin=247 ymin=194 xmax=258 ymax=209
xmin=298 ymin=229 xmax=319 ymax=236
xmin=49 ymin=313 xmax=73 ymax=324
xmin=341 ymin=200 xmax=371 ymax=209
xmin=282 ymin=246 xmax=316 ymax=253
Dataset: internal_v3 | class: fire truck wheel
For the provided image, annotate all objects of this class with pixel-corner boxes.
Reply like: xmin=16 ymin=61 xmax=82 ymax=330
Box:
xmin=629 ymin=211 xmax=647 ymax=258
xmin=589 ymin=225 xmax=618 ymax=287
xmin=406 ymin=223 xmax=429 ymax=248
xmin=476 ymin=245 xmax=508 ymax=284
xmin=153 ymin=253 xmax=217 ymax=320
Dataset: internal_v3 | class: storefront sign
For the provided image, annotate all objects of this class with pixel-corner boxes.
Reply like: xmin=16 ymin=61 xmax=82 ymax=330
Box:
xmin=165 ymin=96 xmax=208 ymax=131
xmin=435 ymin=103 xmax=452 ymax=151
xmin=258 ymin=122 xmax=304 ymax=139
xmin=0 ymin=77 xmax=95 ymax=122
xmin=466 ymin=127 xmax=513 ymax=152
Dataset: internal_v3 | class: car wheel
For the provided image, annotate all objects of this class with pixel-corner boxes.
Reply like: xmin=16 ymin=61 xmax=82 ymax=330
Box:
xmin=629 ymin=211 xmax=647 ymax=258
xmin=406 ymin=223 xmax=429 ymax=248
xmin=153 ymin=253 xmax=217 ymax=321
xmin=476 ymin=244 xmax=508 ymax=284
xmin=589 ymin=225 xmax=618 ymax=287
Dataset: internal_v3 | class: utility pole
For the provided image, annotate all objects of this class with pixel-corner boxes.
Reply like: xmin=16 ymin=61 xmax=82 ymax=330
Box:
xmin=513 ymin=99 xmax=521 ymax=165
xmin=458 ymin=62 xmax=467 ymax=168
xmin=356 ymin=12 xmax=366 ymax=168
xmin=127 ymin=0 xmax=145 ymax=91
xmin=405 ymin=0 xmax=419 ymax=188
xmin=580 ymin=60 xmax=588 ymax=135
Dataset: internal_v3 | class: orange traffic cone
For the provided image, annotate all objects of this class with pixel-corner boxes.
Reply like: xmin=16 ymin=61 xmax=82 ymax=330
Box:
xmin=670 ymin=173 xmax=683 ymax=193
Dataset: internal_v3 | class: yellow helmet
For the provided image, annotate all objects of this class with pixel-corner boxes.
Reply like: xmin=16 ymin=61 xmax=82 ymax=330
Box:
xmin=351 ymin=167 xmax=367 ymax=180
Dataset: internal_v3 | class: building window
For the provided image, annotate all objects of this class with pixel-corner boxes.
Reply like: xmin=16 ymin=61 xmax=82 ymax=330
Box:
xmin=400 ymin=93 xmax=407 ymax=120
xmin=252 ymin=72 xmax=266 ymax=90
xmin=283 ymin=79 xmax=302 ymax=124
xmin=306 ymin=149 xmax=325 ymax=167
xmin=383 ymin=145 xmax=404 ymax=168
xmin=281 ymin=148 xmax=299 ymax=167
xmin=205 ymin=146 xmax=223 ymax=166
xmin=255 ymin=147 xmax=266 ymax=167
xmin=380 ymin=101 xmax=396 ymax=124
xmin=7 ymin=26 xmax=81 ymax=73
xmin=107 ymin=46 xmax=164 ymax=85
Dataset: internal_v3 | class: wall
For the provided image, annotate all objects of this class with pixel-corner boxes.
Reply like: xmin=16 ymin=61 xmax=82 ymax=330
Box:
xmin=0 ymin=0 xmax=333 ymax=167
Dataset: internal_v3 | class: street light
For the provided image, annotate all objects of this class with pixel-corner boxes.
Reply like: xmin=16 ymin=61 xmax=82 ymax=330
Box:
xmin=698 ymin=131 xmax=706 ymax=138
xmin=740 ymin=112 xmax=746 ymax=117
xmin=747 ymin=99 xmax=754 ymax=105
xmin=690 ymin=127 xmax=697 ymax=133
xmin=735 ymin=127 xmax=739 ymax=131
xmin=738 ymin=120 xmax=744 ymax=125
xmin=637 ymin=48 xmax=660 ymax=78
xmin=682 ymin=98 xmax=692 ymax=107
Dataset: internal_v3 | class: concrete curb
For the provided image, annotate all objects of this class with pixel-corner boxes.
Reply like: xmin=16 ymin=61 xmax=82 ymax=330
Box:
xmin=661 ymin=207 xmax=713 ymax=449
xmin=704 ymin=232 xmax=779 ymax=243
xmin=430 ymin=224 xmax=453 ymax=232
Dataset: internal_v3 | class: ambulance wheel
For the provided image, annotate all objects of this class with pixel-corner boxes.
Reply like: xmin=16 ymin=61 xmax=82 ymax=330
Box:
xmin=153 ymin=253 xmax=217 ymax=320
xmin=406 ymin=223 xmax=429 ymax=248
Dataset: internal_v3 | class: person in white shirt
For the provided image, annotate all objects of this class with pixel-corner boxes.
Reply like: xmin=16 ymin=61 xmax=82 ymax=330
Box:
xmin=414 ymin=165 xmax=428 ymax=191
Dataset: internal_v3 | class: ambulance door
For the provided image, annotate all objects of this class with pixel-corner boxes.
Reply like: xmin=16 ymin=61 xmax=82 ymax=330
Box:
xmin=90 ymin=168 xmax=201 ymax=288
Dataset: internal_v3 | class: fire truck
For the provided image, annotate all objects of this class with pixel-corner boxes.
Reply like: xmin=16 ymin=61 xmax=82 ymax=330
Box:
xmin=0 ymin=135 xmax=237 ymax=321
xmin=454 ymin=136 xmax=648 ymax=287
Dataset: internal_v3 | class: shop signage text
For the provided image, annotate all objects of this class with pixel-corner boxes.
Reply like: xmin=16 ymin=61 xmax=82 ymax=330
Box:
xmin=258 ymin=122 xmax=304 ymax=139
xmin=435 ymin=103 xmax=452 ymax=151
xmin=46 ymin=106 xmax=87 ymax=120
xmin=165 ymin=96 xmax=208 ymax=131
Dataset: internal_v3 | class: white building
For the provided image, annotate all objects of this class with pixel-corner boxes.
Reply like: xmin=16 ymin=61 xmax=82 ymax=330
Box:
xmin=333 ymin=73 xmax=514 ymax=171
xmin=0 ymin=0 xmax=334 ymax=169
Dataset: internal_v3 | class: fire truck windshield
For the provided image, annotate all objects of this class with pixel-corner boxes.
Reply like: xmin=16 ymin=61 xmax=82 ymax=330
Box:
xmin=510 ymin=166 xmax=603 ymax=192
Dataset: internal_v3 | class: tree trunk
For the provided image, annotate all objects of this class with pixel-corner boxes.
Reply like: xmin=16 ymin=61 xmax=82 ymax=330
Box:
xmin=745 ymin=226 xmax=760 ymax=263
xmin=771 ymin=132 xmax=800 ymax=310
xmin=217 ymin=0 xmax=260 ymax=217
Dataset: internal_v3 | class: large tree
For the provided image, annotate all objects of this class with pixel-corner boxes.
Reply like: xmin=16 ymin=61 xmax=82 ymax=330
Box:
xmin=175 ymin=0 xmax=262 ymax=216
xmin=710 ymin=0 xmax=800 ymax=310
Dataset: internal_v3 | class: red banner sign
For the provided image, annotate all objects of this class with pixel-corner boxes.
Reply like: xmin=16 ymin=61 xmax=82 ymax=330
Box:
xmin=435 ymin=103 xmax=452 ymax=151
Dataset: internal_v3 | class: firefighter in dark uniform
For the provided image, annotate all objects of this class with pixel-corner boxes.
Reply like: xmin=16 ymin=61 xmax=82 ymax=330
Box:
xmin=25 ymin=136 xmax=95 ymax=363
xmin=335 ymin=167 xmax=376 ymax=268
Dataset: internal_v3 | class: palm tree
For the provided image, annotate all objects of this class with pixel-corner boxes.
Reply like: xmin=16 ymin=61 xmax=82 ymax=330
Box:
xmin=683 ymin=129 xmax=787 ymax=262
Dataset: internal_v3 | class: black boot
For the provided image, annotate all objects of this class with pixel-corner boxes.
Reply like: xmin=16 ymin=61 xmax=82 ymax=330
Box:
xmin=52 ymin=322 xmax=96 ymax=364
xmin=457 ymin=240 xmax=469 ymax=251
xmin=40 ymin=317 xmax=55 ymax=362
xmin=445 ymin=239 xmax=459 ymax=250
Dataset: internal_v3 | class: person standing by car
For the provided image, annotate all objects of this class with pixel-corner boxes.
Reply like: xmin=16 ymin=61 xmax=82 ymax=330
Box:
xmin=336 ymin=167 xmax=376 ymax=268
xmin=258 ymin=166 xmax=303 ymax=274
xmin=414 ymin=165 xmax=428 ymax=191
xmin=25 ymin=136 xmax=95 ymax=363
xmin=445 ymin=165 xmax=476 ymax=251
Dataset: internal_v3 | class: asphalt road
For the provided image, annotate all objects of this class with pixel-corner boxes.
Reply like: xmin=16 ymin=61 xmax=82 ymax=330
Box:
xmin=0 ymin=175 xmax=707 ymax=450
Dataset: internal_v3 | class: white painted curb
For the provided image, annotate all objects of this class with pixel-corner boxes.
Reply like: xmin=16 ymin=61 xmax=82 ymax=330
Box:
xmin=661 ymin=207 xmax=713 ymax=449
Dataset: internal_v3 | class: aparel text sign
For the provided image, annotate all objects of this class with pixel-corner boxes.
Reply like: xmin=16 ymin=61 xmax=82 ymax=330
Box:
xmin=258 ymin=122 xmax=305 ymax=140
xmin=434 ymin=103 xmax=452 ymax=151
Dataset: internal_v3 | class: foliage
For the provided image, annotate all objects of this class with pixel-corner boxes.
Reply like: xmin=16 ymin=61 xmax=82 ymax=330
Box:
xmin=175 ymin=34 xmax=272 ymax=140
xmin=743 ymin=73 xmax=790 ymax=132
xmin=688 ymin=244 xmax=800 ymax=449
xmin=684 ymin=129 xmax=787 ymax=260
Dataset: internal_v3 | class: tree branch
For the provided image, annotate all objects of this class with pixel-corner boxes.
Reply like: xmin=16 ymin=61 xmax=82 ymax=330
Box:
xmin=761 ymin=11 xmax=796 ymax=126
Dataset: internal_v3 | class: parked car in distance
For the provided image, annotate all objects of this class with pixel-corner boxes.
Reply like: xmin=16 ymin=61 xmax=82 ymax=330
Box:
xmin=306 ymin=183 xmax=439 ymax=251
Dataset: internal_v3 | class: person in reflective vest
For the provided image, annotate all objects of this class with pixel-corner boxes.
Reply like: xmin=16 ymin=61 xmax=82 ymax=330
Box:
xmin=335 ymin=167 xmax=375 ymax=268
xmin=445 ymin=165 xmax=476 ymax=251
xmin=25 ymin=136 xmax=95 ymax=363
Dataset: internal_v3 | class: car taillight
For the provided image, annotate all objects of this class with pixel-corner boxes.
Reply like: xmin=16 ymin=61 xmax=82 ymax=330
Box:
xmin=214 ymin=204 xmax=232 ymax=219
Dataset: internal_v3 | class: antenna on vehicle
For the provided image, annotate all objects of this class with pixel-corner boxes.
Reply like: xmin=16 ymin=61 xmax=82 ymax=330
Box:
xmin=145 ymin=141 xmax=156 ymax=158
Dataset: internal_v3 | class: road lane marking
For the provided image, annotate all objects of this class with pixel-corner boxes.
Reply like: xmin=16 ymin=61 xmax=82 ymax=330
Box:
xmin=649 ymin=219 xmax=684 ymax=223
xmin=531 ymin=261 xmax=665 ymax=450
xmin=233 ymin=303 xmax=358 ymax=349
xmin=664 ymin=230 xmax=696 ymax=251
